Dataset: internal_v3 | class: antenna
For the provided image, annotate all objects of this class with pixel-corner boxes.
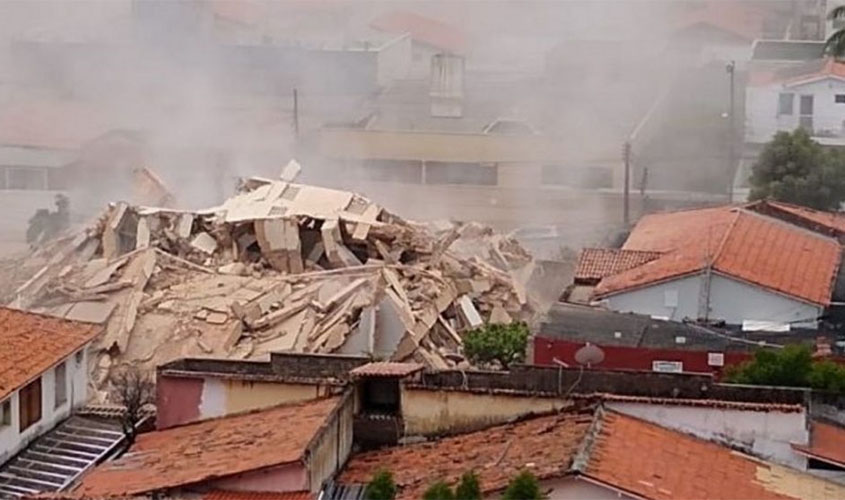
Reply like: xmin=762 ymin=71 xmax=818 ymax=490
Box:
xmin=574 ymin=343 xmax=605 ymax=368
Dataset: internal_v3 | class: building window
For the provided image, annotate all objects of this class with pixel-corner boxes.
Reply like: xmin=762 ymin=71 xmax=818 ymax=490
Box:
xmin=652 ymin=360 xmax=683 ymax=373
xmin=425 ymin=161 xmax=498 ymax=186
xmin=0 ymin=399 xmax=10 ymax=427
xmin=837 ymin=95 xmax=845 ymax=104
xmin=75 ymin=350 xmax=83 ymax=365
xmin=708 ymin=352 xmax=725 ymax=367
xmin=54 ymin=361 xmax=67 ymax=409
xmin=778 ymin=93 xmax=794 ymax=115
xmin=7 ymin=167 xmax=48 ymax=190
xmin=19 ymin=377 xmax=42 ymax=431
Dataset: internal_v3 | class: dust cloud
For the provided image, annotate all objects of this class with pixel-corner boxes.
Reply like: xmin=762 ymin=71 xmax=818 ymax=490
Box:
xmin=0 ymin=0 xmax=783 ymax=256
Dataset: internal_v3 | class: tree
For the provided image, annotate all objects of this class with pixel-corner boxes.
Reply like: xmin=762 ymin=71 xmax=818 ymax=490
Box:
xmin=454 ymin=471 xmax=481 ymax=500
xmin=502 ymin=470 xmax=543 ymax=500
xmin=422 ymin=480 xmax=455 ymax=500
xmin=827 ymin=6 xmax=845 ymax=58
xmin=749 ymin=129 xmax=845 ymax=210
xmin=365 ymin=469 xmax=397 ymax=500
xmin=112 ymin=365 xmax=154 ymax=447
xmin=463 ymin=322 xmax=529 ymax=369
xmin=725 ymin=344 xmax=845 ymax=394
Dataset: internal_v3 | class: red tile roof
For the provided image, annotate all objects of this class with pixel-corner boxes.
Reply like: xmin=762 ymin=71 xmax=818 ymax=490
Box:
xmin=204 ymin=492 xmax=313 ymax=500
xmin=370 ymin=11 xmax=468 ymax=53
xmin=792 ymin=421 xmax=845 ymax=467
xmin=349 ymin=362 xmax=424 ymax=378
xmin=0 ymin=307 xmax=100 ymax=401
xmin=575 ymin=248 xmax=662 ymax=283
xmin=0 ymin=99 xmax=111 ymax=150
xmin=339 ymin=410 xmax=594 ymax=499
xmin=748 ymin=200 xmax=845 ymax=237
xmin=673 ymin=2 xmax=770 ymax=41
xmin=585 ymin=411 xmax=845 ymax=500
xmin=595 ymin=207 xmax=841 ymax=305
xmin=75 ymin=397 xmax=340 ymax=496
xmin=749 ymin=58 xmax=845 ymax=87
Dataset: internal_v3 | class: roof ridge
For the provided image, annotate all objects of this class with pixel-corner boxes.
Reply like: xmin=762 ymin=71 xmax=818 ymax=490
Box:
xmin=570 ymin=405 xmax=605 ymax=474
xmin=711 ymin=208 xmax=742 ymax=265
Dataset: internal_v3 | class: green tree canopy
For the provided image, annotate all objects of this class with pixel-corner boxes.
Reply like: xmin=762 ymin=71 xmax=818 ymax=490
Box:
xmin=463 ymin=322 xmax=529 ymax=369
xmin=422 ymin=480 xmax=455 ymax=500
xmin=827 ymin=6 xmax=845 ymax=57
xmin=365 ymin=469 xmax=397 ymax=500
xmin=454 ymin=471 xmax=482 ymax=500
xmin=502 ymin=470 xmax=543 ymax=500
xmin=749 ymin=129 xmax=845 ymax=210
xmin=725 ymin=344 xmax=845 ymax=394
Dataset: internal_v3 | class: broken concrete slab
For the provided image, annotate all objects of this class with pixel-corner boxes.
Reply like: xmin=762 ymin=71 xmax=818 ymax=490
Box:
xmin=190 ymin=232 xmax=218 ymax=255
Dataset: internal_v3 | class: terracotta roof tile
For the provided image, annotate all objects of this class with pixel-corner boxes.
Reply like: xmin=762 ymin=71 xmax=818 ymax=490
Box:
xmin=204 ymin=491 xmax=313 ymax=500
xmin=579 ymin=393 xmax=804 ymax=413
xmin=575 ymin=248 xmax=662 ymax=283
xmin=0 ymin=307 xmax=100 ymax=401
xmin=370 ymin=11 xmax=467 ymax=53
xmin=349 ymin=362 xmax=424 ymax=378
xmin=75 ymin=397 xmax=340 ymax=497
xmin=586 ymin=411 xmax=845 ymax=500
xmin=674 ymin=2 xmax=770 ymax=41
xmin=792 ymin=421 xmax=845 ymax=467
xmin=749 ymin=200 xmax=845 ymax=237
xmin=596 ymin=207 xmax=841 ymax=305
xmin=749 ymin=58 xmax=845 ymax=87
xmin=339 ymin=410 xmax=594 ymax=499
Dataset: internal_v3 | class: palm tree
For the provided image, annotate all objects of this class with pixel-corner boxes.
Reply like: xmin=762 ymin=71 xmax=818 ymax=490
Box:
xmin=826 ymin=6 xmax=845 ymax=57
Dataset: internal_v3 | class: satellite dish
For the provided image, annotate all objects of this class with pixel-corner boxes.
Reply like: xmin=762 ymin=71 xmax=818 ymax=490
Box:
xmin=574 ymin=343 xmax=605 ymax=367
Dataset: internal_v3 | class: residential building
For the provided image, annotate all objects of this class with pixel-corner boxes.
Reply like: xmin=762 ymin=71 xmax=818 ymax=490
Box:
xmin=0 ymin=308 xmax=100 ymax=465
xmin=155 ymin=352 xmax=364 ymax=429
xmin=73 ymin=395 xmax=353 ymax=497
xmin=746 ymin=58 xmax=845 ymax=146
xmin=337 ymin=405 xmax=845 ymax=500
xmin=587 ymin=204 xmax=842 ymax=328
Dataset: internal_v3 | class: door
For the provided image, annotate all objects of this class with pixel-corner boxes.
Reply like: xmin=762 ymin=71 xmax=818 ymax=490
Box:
xmin=19 ymin=377 xmax=42 ymax=431
xmin=799 ymin=95 xmax=814 ymax=132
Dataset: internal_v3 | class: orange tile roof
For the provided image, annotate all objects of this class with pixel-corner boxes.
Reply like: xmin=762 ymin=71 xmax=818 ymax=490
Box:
xmin=575 ymin=248 xmax=662 ymax=283
xmin=749 ymin=200 xmax=845 ymax=237
xmin=596 ymin=207 xmax=841 ymax=305
xmin=204 ymin=491 xmax=313 ymax=500
xmin=349 ymin=362 xmax=424 ymax=378
xmin=673 ymin=2 xmax=770 ymax=41
xmin=792 ymin=421 xmax=845 ymax=467
xmin=0 ymin=307 xmax=100 ymax=401
xmin=370 ymin=11 xmax=468 ymax=53
xmin=0 ymin=98 xmax=111 ymax=150
xmin=75 ymin=397 xmax=340 ymax=497
xmin=585 ymin=411 xmax=845 ymax=500
xmin=749 ymin=58 xmax=845 ymax=87
xmin=339 ymin=410 xmax=594 ymax=499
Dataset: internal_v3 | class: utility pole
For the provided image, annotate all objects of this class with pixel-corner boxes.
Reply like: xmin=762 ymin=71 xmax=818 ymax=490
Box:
xmin=623 ymin=141 xmax=631 ymax=226
xmin=293 ymin=88 xmax=299 ymax=138
xmin=726 ymin=60 xmax=736 ymax=203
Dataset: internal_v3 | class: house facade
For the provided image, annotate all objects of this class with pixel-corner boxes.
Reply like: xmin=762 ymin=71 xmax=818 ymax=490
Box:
xmin=587 ymin=204 xmax=842 ymax=329
xmin=746 ymin=58 xmax=845 ymax=146
xmin=0 ymin=308 xmax=99 ymax=465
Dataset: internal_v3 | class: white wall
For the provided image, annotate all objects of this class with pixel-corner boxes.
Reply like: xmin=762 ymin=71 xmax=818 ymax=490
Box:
xmin=709 ymin=275 xmax=822 ymax=328
xmin=604 ymin=273 xmax=822 ymax=327
xmin=604 ymin=274 xmax=703 ymax=322
xmin=376 ymin=35 xmax=412 ymax=88
xmin=0 ymin=346 xmax=90 ymax=465
xmin=608 ymin=402 xmax=809 ymax=469
xmin=482 ymin=477 xmax=634 ymax=500
xmin=746 ymin=77 xmax=845 ymax=144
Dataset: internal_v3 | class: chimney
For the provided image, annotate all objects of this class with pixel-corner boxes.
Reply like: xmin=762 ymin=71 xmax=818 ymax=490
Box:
xmin=814 ymin=336 xmax=833 ymax=358
xmin=430 ymin=53 xmax=464 ymax=118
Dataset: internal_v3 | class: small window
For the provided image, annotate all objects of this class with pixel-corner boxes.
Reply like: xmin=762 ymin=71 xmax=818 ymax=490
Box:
xmin=778 ymin=93 xmax=794 ymax=115
xmin=836 ymin=95 xmax=845 ymax=104
xmin=19 ymin=377 xmax=42 ymax=431
xmin=675 ymin=335 xmax=687 ymax=344
xmin=54 ymin=361 xmax=67 ymax=408
xmin=0 ymin=399 xmax=10 ymax=427
xmin=75 ymin=350 xmax=83 ymax=365
xmin=653 ymin=360 xmax=683 ymax=373
xmin=708 ymin=352 xmax=725 ymax=367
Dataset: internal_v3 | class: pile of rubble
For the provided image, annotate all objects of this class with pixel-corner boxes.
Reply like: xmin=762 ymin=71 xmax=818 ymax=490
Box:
xmin=1 ymin=162 xmax=538 ymax=402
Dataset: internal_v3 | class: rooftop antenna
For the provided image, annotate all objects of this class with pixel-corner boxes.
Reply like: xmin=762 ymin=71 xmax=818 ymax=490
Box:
xmin=574 ymin=343 xmax=605 ymax=368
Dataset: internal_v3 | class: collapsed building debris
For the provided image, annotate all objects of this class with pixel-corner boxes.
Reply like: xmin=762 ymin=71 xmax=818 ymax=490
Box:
xmin=0 ymin=161 xmax=538 ymax=403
